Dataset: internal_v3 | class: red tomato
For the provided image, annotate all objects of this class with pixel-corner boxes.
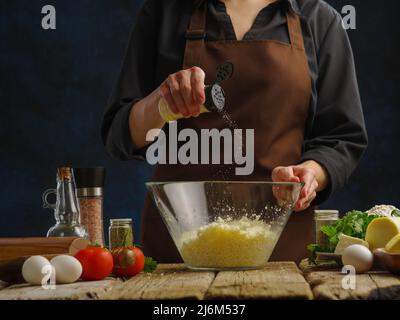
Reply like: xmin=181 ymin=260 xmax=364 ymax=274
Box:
xmin=112 ymin=246 xmax=145 ymax=278
xmin=74 ymin=246 xmax=113 ymax=281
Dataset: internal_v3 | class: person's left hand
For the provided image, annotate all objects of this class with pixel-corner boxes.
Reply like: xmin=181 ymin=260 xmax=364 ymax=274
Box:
xmin=272 ymin=165 xmax=319 ymax=212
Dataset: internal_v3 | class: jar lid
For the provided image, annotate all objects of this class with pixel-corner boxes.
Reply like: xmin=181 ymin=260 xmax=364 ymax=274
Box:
xmin=74 ymin=167 xmax=105 ymax=188
xmin=314 ymin=210 xmax=339 ymax=219
xmin=110 ymin=218 xmax=132 ymax=226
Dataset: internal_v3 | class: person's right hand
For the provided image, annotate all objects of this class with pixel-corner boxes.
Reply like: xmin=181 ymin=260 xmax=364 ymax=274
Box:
xmin=272 ymin=165 xmax=318 ymax=212
xmin=159 ymin=67 xmax=206 ymax=118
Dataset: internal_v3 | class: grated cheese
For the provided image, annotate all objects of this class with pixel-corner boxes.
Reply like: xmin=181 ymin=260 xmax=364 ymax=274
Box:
xmin=179 ymin=217 xmax=278 ymax=268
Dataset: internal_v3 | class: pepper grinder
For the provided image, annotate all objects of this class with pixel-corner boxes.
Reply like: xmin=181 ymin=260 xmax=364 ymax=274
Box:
xmin=73 ymin=167 xmax=106 ymax=246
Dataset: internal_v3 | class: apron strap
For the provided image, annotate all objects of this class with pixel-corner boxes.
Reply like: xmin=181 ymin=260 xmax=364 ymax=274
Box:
xmin=286 ymin=8 xmax=305 ymax=49
xmin=183 ymin=1 xmax=207 ymax=69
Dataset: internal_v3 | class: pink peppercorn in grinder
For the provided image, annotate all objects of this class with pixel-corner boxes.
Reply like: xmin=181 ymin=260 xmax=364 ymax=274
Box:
xmin=73 ymin=167 xmax=106 ymax=246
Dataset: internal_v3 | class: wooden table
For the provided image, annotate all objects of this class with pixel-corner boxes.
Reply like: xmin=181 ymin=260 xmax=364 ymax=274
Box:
xmin=299 ymin=260 xmax=400 ymax=300
xmin=1 ymin=261 xmax=400 ymax=300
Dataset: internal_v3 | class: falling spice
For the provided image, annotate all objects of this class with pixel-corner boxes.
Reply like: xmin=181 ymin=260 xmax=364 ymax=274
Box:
xmin=79 ymin=197 xmax=104 ymax=246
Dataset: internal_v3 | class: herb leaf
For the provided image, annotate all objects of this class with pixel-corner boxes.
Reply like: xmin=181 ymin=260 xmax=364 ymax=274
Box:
xmin=307 ymin=243 xmax=329 ymax=264
xmin=143 ymin=257 xmax=158 ymax=273
xmin=391 ymin=209 xmax=400 ymax=218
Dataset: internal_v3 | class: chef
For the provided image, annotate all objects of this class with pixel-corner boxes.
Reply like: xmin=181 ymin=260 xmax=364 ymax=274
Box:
xmin=102 ymin=0 xmax=368 ymax=263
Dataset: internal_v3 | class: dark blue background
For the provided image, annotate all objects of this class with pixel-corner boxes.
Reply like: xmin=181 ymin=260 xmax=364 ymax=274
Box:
xmin=1 ymin=0 xmax=399 ymax=242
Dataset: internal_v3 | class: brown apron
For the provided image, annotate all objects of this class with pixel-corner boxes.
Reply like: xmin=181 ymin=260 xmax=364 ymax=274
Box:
xmin=141 ymin=2 xmax=314 ymax=264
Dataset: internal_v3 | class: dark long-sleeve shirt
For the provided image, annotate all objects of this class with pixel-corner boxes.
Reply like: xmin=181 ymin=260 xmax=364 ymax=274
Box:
xmin=102 ymin=0 xmax=368 ymax=203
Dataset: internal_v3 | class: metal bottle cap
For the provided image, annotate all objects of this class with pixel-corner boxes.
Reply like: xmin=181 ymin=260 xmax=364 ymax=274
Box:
xmin=204 ymin=84 xmax=226 ymax=112
xmin=203 ymin=61 xmax=233 ymax=113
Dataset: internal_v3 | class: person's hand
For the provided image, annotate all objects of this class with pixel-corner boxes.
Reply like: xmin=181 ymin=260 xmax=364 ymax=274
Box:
xmin=272 ymin=165 xmax=319 ymax=212
xmin=159 ymin=67 xmax=206 ymax=118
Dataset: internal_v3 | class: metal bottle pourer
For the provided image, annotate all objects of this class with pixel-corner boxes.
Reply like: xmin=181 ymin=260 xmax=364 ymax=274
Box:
xmin=158 ymin=61 xmax=234 ymax=122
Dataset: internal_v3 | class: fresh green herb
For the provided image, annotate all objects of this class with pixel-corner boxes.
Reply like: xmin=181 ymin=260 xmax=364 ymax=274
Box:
xmin=306 ymin=244 xmax=329 ymax=263
xmin=307 ymin=210 xmax=379 ymax=263
xmin=391 ymin=209 xmax=400 ymax=218
xmin=143 ymin=257 xmax=158 ymax=273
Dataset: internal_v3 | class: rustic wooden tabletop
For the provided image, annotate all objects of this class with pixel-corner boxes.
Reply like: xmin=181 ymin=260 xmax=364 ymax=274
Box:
xmin=299 ymin=260 xmax=400 ymax=300
xmin=1 ymin=261 xmax=400 ymax=300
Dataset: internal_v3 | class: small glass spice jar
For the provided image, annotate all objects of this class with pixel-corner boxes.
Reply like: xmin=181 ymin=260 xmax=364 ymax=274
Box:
xmin=73 ymin=167 xmax=105 ymax=246
xmin=109 ymin=219 xmax=134 ymax=249
xmin=314 ymin=210 xmax=339 ymax=247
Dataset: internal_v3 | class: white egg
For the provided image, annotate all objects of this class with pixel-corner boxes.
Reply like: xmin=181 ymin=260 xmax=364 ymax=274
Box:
xmin=342 ymin=244 xmax=373 ymax=274
xmin=50 ymin=255 xmax=82 ymax=284
xmin=22 ymin=256 xmax=52 ymax=285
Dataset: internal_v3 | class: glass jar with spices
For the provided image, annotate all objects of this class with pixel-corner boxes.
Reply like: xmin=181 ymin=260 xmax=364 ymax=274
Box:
xmin=74 ymin=167 xmax=105 ymax=246
xmin=109 ymin=219 xmax=134 ymax=249
xmin=314 ymin=210 xmax=339 ymax=247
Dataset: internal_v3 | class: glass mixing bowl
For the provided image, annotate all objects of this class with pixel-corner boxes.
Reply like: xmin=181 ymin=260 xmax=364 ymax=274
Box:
xmin=146 ymin=181 xmax=303 ymax=271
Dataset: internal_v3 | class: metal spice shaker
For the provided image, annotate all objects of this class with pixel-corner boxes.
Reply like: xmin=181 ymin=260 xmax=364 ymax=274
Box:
xmin=314 ymin=210 xmax=339 ymax=247
xmin=158 ymin=84 xmax=225 ymax=122
xmin=73 ymin=167 xmax=105 ymax=246
xmin=158 ymin=61 xmax=233 ymax=122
